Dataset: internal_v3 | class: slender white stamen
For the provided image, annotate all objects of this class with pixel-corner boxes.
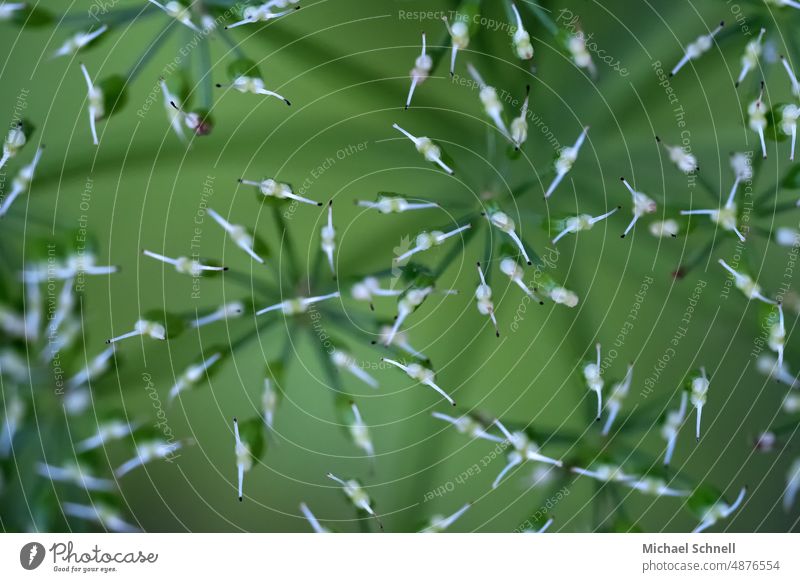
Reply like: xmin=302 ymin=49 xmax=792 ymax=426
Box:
xmin=500 ymin=257 xmax=541 ymax=302
xmin=394 ymin=224 xmax=471 ymax=263
xmin=225 ymin=4 xmax=298 ymax=29
xmin=0 ymin=145 xmax=44 ymax=217
xmin=406 ymin=32 xmax=432 ymax=109
xmin=191 ymin=302 xmax=244 ymax=328
xmin=467 ymin=63 xmax=511 ymax=139
xmin=551 ymin=206 xmax=619 ymax=244
xmin=662 ymin=391 xmax=688 ymax=466
xmin=769 ymin=303 xmax=786 ymax=370
xmin=510 ymin=3 xmax=533 ymax=60
xmin=384 ymin=286 xmax=434 ymax=345
xmin=718 ymin=258 xmax=775 ymax=304
xmin=115 ymin=439 xmax=182 ymax=478
xmin=207 ymin=208 xmax=265 ymax=264
xmin=486 ymin=210 xmax=531 ymax=264
xmin=160 ymin=79 xmax=186 ymax=141
xmin=781 ymin=55 xmax=800 ymax=98
xmin=442 ymin=16 xmax=469 ymax=75
xmin=511 ymin=85 xmax=530 ymax=149
xmin=545 ymin=127 xmax=589 ymax=198
xmin=689 ymin=367 xmax=709 ymax=442
xmin=256 ymin=291 xmax=341 ymax=316
xmin=620 ymin=177 xmax=657 ymax=238
xmin=239 ymin=177 xmax=322 ymax=206
xmin=106 ymin=319 xmax=167 ymax=344
xmin=300 ymin=503 xmax=329 ymax=533
xmin=143 ymin=249 xmax=226 ymax=276
xmin=148 ymin=0 xmax=201 ymax=32
xmin=233 ymin=418 xmax=251 ymax=501
xmin=602 ymin=363 xmax=633 ymax=436
xmin=736 ymin=28 xmax=766 ymax=87
xmin=671 ymin=21 xmax=724 ymax=76
xmin=331 ymin=350 xmax=378 ymax=388
xmin=383 ymin=358 xmax=455 ymax=406
xmin=53 ymin=25 xmax=108 ymax=58
xmin=80 ymin=63 xmax=101 ymax=145
xmin=432 ymin=411 xmax=503 ymax=443
xmin=583 ymin=343 xmax=604 ymax=420
xmin=357 ymin=196 xmax=438 ymax=214
xmin=321 ymin=201 xmax=336 ymax=275
xmin=169 ymin=352 xmax=223 ymax=402
xmin=392 ymin=123 xmax=454 ymax=174
xmin=475 ymin=262 xmax=499 ymax=337
xmin=422 ymin=502 xmax=471 ymax=533
xmin=748 ymin=83 xmax=768 ymax=159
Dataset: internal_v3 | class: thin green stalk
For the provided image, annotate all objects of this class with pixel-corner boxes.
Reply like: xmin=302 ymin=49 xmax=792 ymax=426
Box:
xmin=217 ymin=27 xmax=246 ymax=59
xmin=198 ymin=36 xmax=214 ymax=110
xmin=125 ymin=22 xmax=177 ymax=83
xmin=271 ymin=205 xmax=301 ymax=286
xmin=521 ymin=1 xmax=559 ymax=36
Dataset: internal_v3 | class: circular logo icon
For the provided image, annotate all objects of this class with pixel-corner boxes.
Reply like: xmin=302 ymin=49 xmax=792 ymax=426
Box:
xmin=20 ymin=542 xmax=46 ymax=570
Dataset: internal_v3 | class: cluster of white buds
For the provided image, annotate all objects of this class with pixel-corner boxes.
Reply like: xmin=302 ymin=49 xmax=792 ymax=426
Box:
xmin=392 ymin=123 xmax=454 ymax=174
xmin=583 ymin=343 xmax=604 ymax=420
xmin=0 ymin=122 xmax=29 ymax=170
xmin=357 ymin=195 xmax=438 ymax=214
xmin=384 ymin=285 xmax=434 ymax=345
xmin=106 ymin=318 xmax=167 ymax=344
xmin=143 ymin=249 xmax=226 ymax=276
xmin=718 ymin=258 xmax=775 ymax=304
xmin=160 ymin=79 xmax=186 ymax=141
xmin=510 ymin=85 xmax=530 ymax=149
xmin=500 ymin=257 xmax=541 ymax=303
xmin=406 ymin=33 xmax=432 ymax=109
xmin=680 ymin=174 xmax=747 ymax=243
xmin=207 ymin=208 xmax=265 ymax=264
xmin=233 ymin=418 xmax=252 ymax=501
xmin=299 ymin=502 xmax=329 ymax=533
xmin=566 ymin=28 xmax=596 ymax=77
xmin=662 ymin=392 xmax=688 ymax=466
xmin=115 ymin=439 xmax=184 ymax=478
xmin=545 ymin=126 xmax=589 ymax=198
xmin=620 ymin=177 xmax=657 ymax=238
xmin=780 ymin=103 xmax=799 ymax=161
xmin=656 ymin=136 xmax=698 ymax=174
xmin=256 ymin=291 xmax=340 ymax=316
xmin=474 ymin=262 xmax=499 ymax=337
xmin=748 ymin=83 xmax=768 ymax=159
xmin=80 ymin=63 xmax=104 ymax=145
xmin=625 ymin=477 xmax=690 ymax=498
xmin=768 ymin=303 xmax=786 ymax=369
xmin=331 ymin=349 xmax=378 ymax=388
xmin=551 ymin=206 xmax=619 ymax=244
xmin=442 ymin=16 xmax=469 ymax=75
xmin=67 ymin=346 xmax=116 ymax=390
xmin=0 ymin=394 xmax=24 ymax=456
xmin=53 ymin=25 xmax=107 ymax=58
xmin=191 ymin=301 xmax=244 ymax=328
xmin=327 ymin=473 xmax=380 ymax=523
xmin=736 ymin=28 xmax=766 ymax=87
xmin=756 ymin=354 xmax=799 ymax=388
xmin=382 ymin=358 xmax=455 ymax=406
xmin=693 ymin=487 xmax=747 ymax=533
xmin=780 ymin=55 xmax=800 ymax=98
xmin=509 ymin=3 xmax=533 ymax=60
xmin=394 ymin=224 xmax=471 ymax=263
xmin=420 ymin=503 xmax=472 ymax=533
xmin=169 ymin=352 xmax=223 ymax=402
xmin=351 ymin=277 xmax=402 ymax=309
xmin=216 ymin=76 xmax=291 ymax=106
xmin=432 ymin=411 xmax=503 ymax=442
xmin=602 ymin=363 xmax=633 ymax=436
xmin=649 ymin=219 xmax=680 ymax=238
xmin=239 ymin=177 xmax=322 ymax=206
xmin=785 ymin=458 xmax=800 ymax=511
xmin=226 ymin=2 xmax=299 ymax=29
xmin=75 ymin=420 xmax=137 ymax=453
xmin=485 ymin=209 xmax=531 ymax=264
xmin=670 ymin=21 xmax=724 ymax=77
xmin=320 ymin=202 xmax=336 ymax=276
xmin=0 ymin=3 xmax=25 ymax=20
xmin=467 ymin=63 xmax=510 ymax=140
xmin=63 ymin=502 xmax=139 ymax=533
xmin=36 ymin=461 xmax=115 ymax=492
xmin=493 ymin=419 xmax=563 ymax=488
xmin=689 ymin=367 xmax=710 ymax=441
xmin=375 ymin=325 xmax=426 ymax=359
xmin=147 ymin=0 xmax=201 ymax=32
xmin=0 ymin=145 xmax=44 ymax=217
xmin=347 ymin=403 xmax=375 ymax=458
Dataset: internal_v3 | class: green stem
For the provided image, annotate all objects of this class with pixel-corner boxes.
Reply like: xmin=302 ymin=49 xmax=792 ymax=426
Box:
xmin=217 ymin=27 xmax=246 ymax=59
xmin=521 ymin=1 xmax=559 ymax=36
xmin=198 ymin=36 xmax=214 ymax=110
xmin=126 ymin=22 xmax=177 ymax=83
xmin=271 ymin=206 xmax=301 ymax=286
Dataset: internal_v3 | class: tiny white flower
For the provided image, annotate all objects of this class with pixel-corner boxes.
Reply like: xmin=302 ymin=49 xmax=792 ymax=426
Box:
xmin=0 ymin=145 xmax=43 ymax=217
xmin=0 ymin=122 xmax=28 ymax=170
xmin=406 ymin=32 xmax=432 ymax=109
xmin=207 ymin=208 xmax=265 ymax=264
xmin=718 ymin=258 xmax=775 ymax=304
xmin=509 ymin=3 xmax=533 ymax=60
xmin=0 ymin=3 xmax=25 ymax=20
xmin=755 ymin=431 xmax=777 ymax=452
xmin=67 ymin=345 xmax=116 ymax=389
xmin=393 ymin=123 xmax=454 ymax=174
xmin=75 ymin=420 xmax=136 ymax=453
xmin=36 ymin=461 xmax=115 ymax=492
xmin=225 ymin=2 xmax=299 ymax=29
xmin=680 ymin=173 xmax=747 ymax=242
xmin=233 ymin=418 xmax=251 ymax=501
xmin=649 ymin=219 xmax=680 ymax=238
xmin=757 ymin=354 xmax=800 ymax=388
xmin=331 ymin=350 xmax=378 ymax=388
xmin=442 ymin=16 xmax=469 ymax=75
xmin=347 ymin=402 xmax=375 ymax=458
xmin=383 ymin=286 xmax=434 ymax=345
xmin=500 ymin=256 xmax=542 ymax=303
xmin=299 ymin=502 xmax=329 ymax=533
xmin=493 ymin=419 xmax=562 ymax=489
xmin=780 ymin=55 xmax=800 ymax=98
xmin=432 ymin=411 xmax=503 ymax=443
xmin=475 ymin=262 xmax=500 ymax=337
xmin=382 ymin=357 xmax=455 ymax=406
xmin=626 ymin=477 xmax=690 ymax=498
xmin=661 ymin=391 xmax=688 ymax=466
xmin=52 ymin=25 xmax=107 ymax=58
xmin=670 ymin=20 xmax=724 ymax=77
xmin=0 ymin=393 xmax=24 ymax=457
xmin=320 ymin=201 xmax=336 ymax=276
xmin=656 ymin=135 xmax=698 ymax=174
xmin=566 ymin=29 xmax=596 ymax=77
xmin=63 ymin=387 xmax=91 ymax=416
xmin=105 ymin=319 xmax=167 ymax=344
xmin=780 ymin=103 xmax=800 ymax=161
xmin=169 ymin=352 xmax=223 ymax=402
xmin=783 ymin=393 xmax=800 ymax=414
xmin=620 ymin=177 xmax=657 ymax=238
xmin=351 ymin=277 xmax=402 ymax=309
xmin=736 ymin=28 xmax=766 ymax=87
xmin=375 ymin=325 xmax=426 ymax=359
xmin=160 ymin=79 xmax=186 ymax=141
xmin=731 ymin=151 xmax=754 ymax=182
xmin=571 ymin=463 xmax=634 ymax=484
xmin=147 ymin=0 xmax=201 ymax=32
xmin=420 ymin=502 xmax=471 ymax=533
xmin=467 ymin=63 xmax=511 ymax=140
xmin=394 ymin=224 xmax=471 ymax=263
xmin=356 ymin=195 xmax=438 ymax=214
xmin=583 ymin=343 xmax=604 ymax=421
xmin=0 ymin=305 xmax=28 ymax=340
xmin=239 ymin=177 xmax=322 ymax=206
xmin=191 ymin=301 xmax=244 ymax=328
xmin=748 ymin=83 xmax=768 ymax=159
xmin=545 ymin=127 xmax=589 ymax=198
xmin=263 ymin=376 xmax=279 ymax=430
xmin=768 ymin=0 xmax=800 ymax=10
xmin=768 ymin=303 xmax=786 ymax=370
xmin=689 ymin=367 xmax=710 ymax=441
xmin=143 ymin=249 xmax=226 ymax=276
xmin=63 ymin=502 xmax=139 ymax=533
xmin=79 ymin=63 xmax=104 ymax=145
xmin=217 ymin=75 xmax=291 ymax=105
xmin=523 ymin=517 xmax=554 ymax=533
xmin=327 ymin=473 xmax=380 ymax=525
xmin=256 ymin=291 xmax=340 ymax=316
xmin=167 ymin=100 xmax=213 ymax=136
xmin=775 ymin=227 xmax=800 ymax=247
xmin=785 ymin=458 xmax=800 ymax=511
xmin=602 ymin=363 xmax=634 ymax=436
xmin=551 ymin=206 xmax=619 ymax=244
xmin=693 ymin=486 xmax=746 ymax=533
xmin=510 ymin=85 xmax=530 ymax=149
xmin=115 ymin=439 xmax=183 ymax=478
xmin=485 ymin=209 xmax=531 ymax=264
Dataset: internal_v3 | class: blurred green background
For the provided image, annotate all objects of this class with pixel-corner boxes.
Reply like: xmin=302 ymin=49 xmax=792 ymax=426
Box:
xmin=1 ymin=0 xmax=800 ymax=532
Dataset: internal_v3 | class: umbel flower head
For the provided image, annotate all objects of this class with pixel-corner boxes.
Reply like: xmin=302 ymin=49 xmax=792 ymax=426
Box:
xmin=545 ymin=126 xmax=589 ymax=198
xmin=670 ymin=20 xmax=724 ymax=77
xmin=620 ymin=177 xmax=657 ymax=238
xmin=406 ymin=32 xmax=432 ymax=110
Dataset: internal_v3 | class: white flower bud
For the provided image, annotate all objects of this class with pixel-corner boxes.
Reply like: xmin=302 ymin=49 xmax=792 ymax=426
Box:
xmin=620 ymin=178 xmax=657 ymax=238
xmin=217 ymin=75 xmax=291 ymax=105
xmin=351 ymin=277 xmax=402 ymax=307
xmin=510 ymin=85 xmax=530 ymax=149
xmin=0 ymin=145 xmax=44 ymax=217
xmin=115 ymin=439 xmax=184 ymax=478
xmin=225 ymin=2 xmax=299 ymax=29
xmin=567 ymin=31 xmax=596 ymax=77
xmin=757 ymin=354 xmax=799 ymax=387
xmin=486 ymin=210 xmax=531 ymax=264
xmin=671 ymin=20 xmax=724 ymax=77
xmin=602 ymin=364 xmax=634 ymax=436
xmin=420 ymin=503 xmax=471 ymax=533
xmin=443 ymin=16 xmax=469 ymax=75
xmin=382 ymin=358 xmax=455 ymax=406
xmin=780 ymin=104 xmax=799 ymax=161
xmin=169 ymin=352 xmax=223 ymax=402
xmin=207 ymin=208 xmax=264 ymax=264
xmin=357 ymin=196 xmax=438 ymax=214
xmin=432 ymin=411 xmax=503 ymax=443
xmin=493 ymin=419 xmax=562 ymax=488
xmin=75 ymin=420 xmax=137 ymax=453
xmin=347 ymin=403 xmax=375 ymax=458
xmin=551 ymin=206 xmax=619 ymax=244
xmin=148 ymin=0 xmax=201 ymax=32
xmin=0 ymin=4 xmax=25 ymax=20
xmin=583 ymin=343 xmax=604 ymax=420
xmin=785 ymin=458 xmax=800 ymax=511
xmin=67 ymin=346 xmax=116 ymax=389
xmin=53 ymin=25 xmax=107 ymax=58
xmin=467 ymin=63 xmax=511 ymax=139
xmin=331 ymin=350 xmax=378 ymax=388
xmin=510 ymin=4 xmax=533 ymax=60
xmin=0 ymin=123 xmax=27 ymax=169
xmin=780 ymin=55 xmax=800 ymax=98
xmin=233 ymin=418 xmax=251 ymax=501
xmin=689 ymin=367 xmax=710 ymax=441
xmin=656 ymin=136 xmax=698 ymax=174
xmin=475 ymin=262 xmax=499 ymax=337
xmin=649 ymin=219 xmax=680 ymax=238
xmin=748 ymin=83 xmax=768 ymax=158
xmin=256 ymin=292 xmax=340 ymax=316
xmin=572 ymin=463 xmax=633 ymax=483
xmin=36 ymin=461 xmax=115 ymax=492
xmin=191 ymin=302 xmax=244 ymax=328
xmin=299 ymin=502 xmax=329 ymax=533
xmin=626 ymin=477 xmax=690 ymax=498
xmin=239 ymin=177 xmax=322 ymax=206
xmin=546 ymin=127 xmax=589 ymax=198
xmin=394 ymin=224 xmax=471 ymax=263
xmin=661 ymin=392 xmax=688 ymax=466
xmin=0 ymin=393 xmax=24 ymax=456
xmin=406 ymin=33 xmax=432 ymax=109
xmin=784 ymin=393 xmax=800 ymax=414
xmin=693 ymin=486 xmax=746 ymax=533
xmin=776 ymin=227 xmax=800 ymax=247
xmin=392 ymin=123 xmax=454 ymax=174
xmin=327 ymin=473 xmax=380 ymax=524
xmin=718 ymin=258 xmax=775 ymax=304
xmin=736 ymin=28 xmax=766 ymax=87
xmin=376 ymin=325 xmax=426 ymax=359
xmin=383 ymin=285 xmax=434 ymax=345
xmin=105 ymin=319 xmax=167 ymax=344
xmin=160 ymin=80 xmax=186 ymax=141
xmin=142 ymin=249 xmax=226 ymax=277
xmin=63 ymin=502 xmax=139 ymax=533
xmin=500 ymin=257 xmax=541 ymax=302
xmin=79 ymin=63 xmax=104 ymax=145
xmin=768 ymin=304 xmax=786 ymax=369
xmin=768 ymin=0 xmax=800 ymax=11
